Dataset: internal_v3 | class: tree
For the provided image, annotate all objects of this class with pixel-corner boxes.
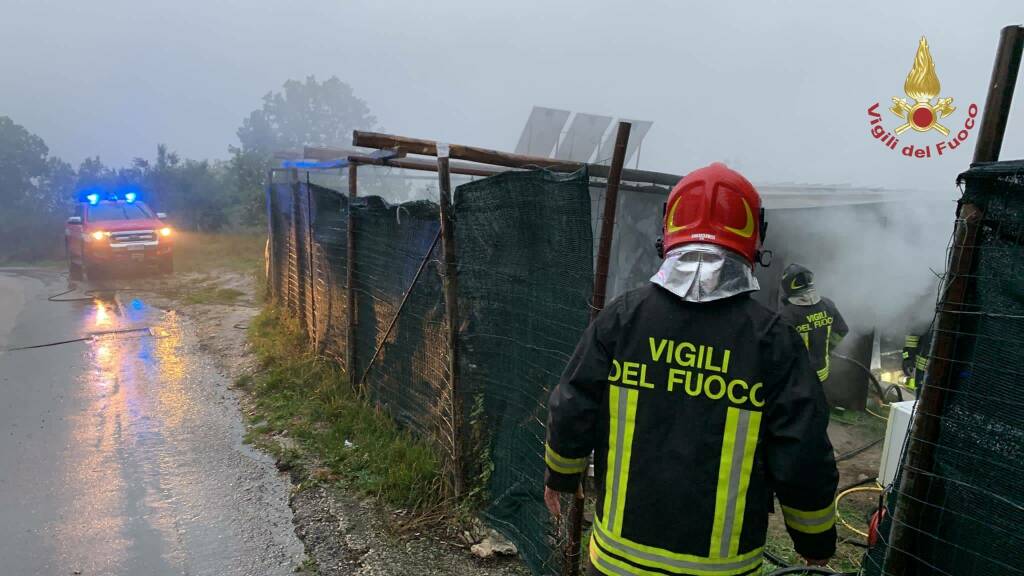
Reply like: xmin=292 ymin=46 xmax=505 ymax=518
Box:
xmin=0 ymin=116 xmax=49 ymax=205
xmin=0 ymin=117 xmax=77 ymax=262
xmin=75 ymin=156 xmax=115 ymax=190
xmin=237 ymin=75 xmax=377 ymax=155
xmin=231 ymin=76 xmax=378 ymax=227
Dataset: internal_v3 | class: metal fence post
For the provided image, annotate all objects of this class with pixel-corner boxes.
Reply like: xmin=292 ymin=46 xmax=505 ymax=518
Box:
xmin=306 ymin=172 xmax=317 ymax=345
xmin=265 ymin=169 xmax=276 ymax=301
xmin=564 ymin=122 xmax=631 ymax=576
xmin=346 ymin=165 xmax=358 ymax=381
xmin=289 ymin=168 xmax=303 ymax=319
xmin=437 ymin=145 xmax=464 ymax=498
xmin=883 ymin=25 xmax=1024 ymax=575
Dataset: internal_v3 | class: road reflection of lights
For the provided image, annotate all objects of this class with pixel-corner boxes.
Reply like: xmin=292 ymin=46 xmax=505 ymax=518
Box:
xmin=94 ymin=300 xmax=111 ymax=328
xmin=96 ymin=343 xmax=111 ymax=360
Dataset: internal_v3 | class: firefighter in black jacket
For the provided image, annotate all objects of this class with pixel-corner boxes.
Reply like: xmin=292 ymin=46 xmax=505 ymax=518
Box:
xmin=902 ymin=322 xmax=933 ymax=392
xmin=544 ymin=163 xmax=839 ymax=575
xmin=778 ymin=264 xmax=849 ymax=386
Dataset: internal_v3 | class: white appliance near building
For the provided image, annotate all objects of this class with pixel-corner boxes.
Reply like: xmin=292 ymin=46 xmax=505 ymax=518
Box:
xmin=879 ymin=400 xmax=918 ymax=487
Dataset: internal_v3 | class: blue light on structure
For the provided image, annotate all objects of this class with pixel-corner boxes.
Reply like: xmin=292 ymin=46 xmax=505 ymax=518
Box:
xmin=87 ymin=193 xmax=100 ymax=205
xmin=124 ymin=192 xmax=137 ymax=203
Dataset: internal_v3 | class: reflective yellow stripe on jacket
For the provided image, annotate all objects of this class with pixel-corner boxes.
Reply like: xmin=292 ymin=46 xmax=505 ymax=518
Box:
xmin=781 ymin=503 xmax=836 ymax=534
xmin=604 ymin=385 xmax=639 ymax=535
xmin=590 ymin=405 xmax=765 ymax=575
xmin=817 ymin=325 xmax=833 ymax=382
xmin=544 ymin=444 xmax=588 ymax=475
xmin=591 ymin=521 xmax=764 ymax=576
xmin=710 ymin=408 xmax=763 ymax=558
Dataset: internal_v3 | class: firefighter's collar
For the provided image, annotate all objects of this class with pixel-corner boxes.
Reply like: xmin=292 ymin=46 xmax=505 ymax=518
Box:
xmin=786 ymin=289 xmax=822 ymax=306
xmin=650 ymin=244 xmax=760 ymax=303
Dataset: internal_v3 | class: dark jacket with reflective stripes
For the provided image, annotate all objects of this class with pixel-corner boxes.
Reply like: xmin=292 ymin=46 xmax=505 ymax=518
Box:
xmin=546 ymin=284 xmax=838 ymax=575
xmin=779 ymin=298 xmax=848 ymax=383
xmin=903 ymin=324 xmax=933 ymax=390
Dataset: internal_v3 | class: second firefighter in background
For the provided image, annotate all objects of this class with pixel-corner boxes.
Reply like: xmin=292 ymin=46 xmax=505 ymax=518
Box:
xmin=778 ymin=264 xmax=849 ymax=386
xmin=544 ymin=163 xmax=839 ymax=576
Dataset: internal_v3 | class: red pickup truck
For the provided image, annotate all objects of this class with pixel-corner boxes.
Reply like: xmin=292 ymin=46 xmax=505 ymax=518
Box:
xmin=65 ymin=193 xmax=173 ymax=280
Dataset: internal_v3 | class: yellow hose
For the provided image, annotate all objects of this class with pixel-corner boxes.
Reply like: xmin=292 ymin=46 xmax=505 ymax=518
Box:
xmin=835 ymin=484 xmax=883 ymax=539
xmin=865 ymin=406 xmax=888 ymax=421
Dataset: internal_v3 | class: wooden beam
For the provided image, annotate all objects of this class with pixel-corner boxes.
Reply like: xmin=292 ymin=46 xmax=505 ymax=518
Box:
xmin=348 ymin=154 xmax=502 ymax=178
xmin=351 ymin=131 xmax=682 ymax=187
xmin=436 ymin=149 xmax=464 ymax=498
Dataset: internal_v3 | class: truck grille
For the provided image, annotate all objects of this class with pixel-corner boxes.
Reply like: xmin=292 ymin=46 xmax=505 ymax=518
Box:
xmin=110 ymin=230 xmax=157 ymax=244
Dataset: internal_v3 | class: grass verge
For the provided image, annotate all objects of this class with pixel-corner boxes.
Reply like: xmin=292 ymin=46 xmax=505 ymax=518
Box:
xmin=173 ymin=230 xmax=266 ymax=274
xmin=239 ymin=306 xmax=442 ymax=513
xmin=180 ymin=285 xmax=246 ymax=305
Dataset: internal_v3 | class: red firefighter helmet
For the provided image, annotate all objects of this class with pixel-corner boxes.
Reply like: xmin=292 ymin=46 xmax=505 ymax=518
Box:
xmin=662 ymin=163 xmax=765 ymax=264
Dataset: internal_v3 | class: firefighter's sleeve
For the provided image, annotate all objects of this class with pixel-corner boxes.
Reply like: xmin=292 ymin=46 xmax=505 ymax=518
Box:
xmin=902 ymin=334 xmax=920 ymax=376
xmin=763 ymin=321 xmax=839 ymax=560
xmin=544 ymin=306 xmax=615 ymax=493
xmin=828 ymin=299 xmax=849 ymax=349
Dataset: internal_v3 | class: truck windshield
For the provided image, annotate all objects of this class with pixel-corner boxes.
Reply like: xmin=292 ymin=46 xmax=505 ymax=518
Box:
xmin=88 ymin=203 xmax=153 ymax=221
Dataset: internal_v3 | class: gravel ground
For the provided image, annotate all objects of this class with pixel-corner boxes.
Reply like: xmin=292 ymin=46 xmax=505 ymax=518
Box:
xmin=291 ymin=485 xmax=529 ymax=576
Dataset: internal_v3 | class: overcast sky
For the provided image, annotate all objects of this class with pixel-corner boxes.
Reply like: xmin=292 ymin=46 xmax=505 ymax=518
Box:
xmin=2 ymin=0 xmax=1022 ymax=193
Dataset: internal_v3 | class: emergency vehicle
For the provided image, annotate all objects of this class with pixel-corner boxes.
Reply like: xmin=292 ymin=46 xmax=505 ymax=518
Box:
xmin=65 ymin=190 xmax=173 ymax=280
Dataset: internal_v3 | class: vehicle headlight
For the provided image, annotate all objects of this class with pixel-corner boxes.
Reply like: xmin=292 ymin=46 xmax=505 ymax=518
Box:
xmin=91 ymin=230 xmax=108 ymax=241
xmin=159 ymin=227 xmax=172 ymax=237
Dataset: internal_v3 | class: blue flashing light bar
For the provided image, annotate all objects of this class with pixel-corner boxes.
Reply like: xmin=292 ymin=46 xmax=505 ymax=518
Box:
xmin=124 ymin=192 xmax=137 ymax=203
xmin=281 ymin=158 xmax=349 ymax=170
xmin=87 ymin=193 xmax=100 ymax=205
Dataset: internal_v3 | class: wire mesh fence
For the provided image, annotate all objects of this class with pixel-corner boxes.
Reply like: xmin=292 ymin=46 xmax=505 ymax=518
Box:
xmin=267 ymin=165 xmax=596 ymax=575
xmin=456 ymin=169 xmax=594 ymax=574
xmin=862 ymin=160 xmax=1024 ymax=576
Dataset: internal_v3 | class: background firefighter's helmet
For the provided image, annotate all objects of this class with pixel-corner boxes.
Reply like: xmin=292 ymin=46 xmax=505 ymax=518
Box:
xmin=781 ymin=263 xmax=815 ymax=297
xmin=662 ymin=162 xmax=765 ymax=264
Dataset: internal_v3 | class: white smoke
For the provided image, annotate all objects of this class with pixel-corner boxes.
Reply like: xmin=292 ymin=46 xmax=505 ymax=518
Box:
xmin=764 ymin=189 xmax=956 ymax=336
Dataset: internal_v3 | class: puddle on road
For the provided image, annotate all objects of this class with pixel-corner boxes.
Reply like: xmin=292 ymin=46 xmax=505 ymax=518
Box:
xmin=48 ymin=288 xmax=301 ymax=575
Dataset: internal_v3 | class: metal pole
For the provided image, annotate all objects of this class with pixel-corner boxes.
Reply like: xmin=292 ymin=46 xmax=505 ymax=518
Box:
xmin=884 ymin=24 xmax=1024 ymax=576
xmin=437 ymin=146 xmax=464 ymax=498
xmin=566 ymin=122 xmax=632 ymax=576
xmin=346 ymin=165 xmax=358 ymax=381
xmin=289 ymin=168 xmax=302 ymax=320
xmin=306 ymin=172 xmax=317 ymax=348
xmin=358 ymin=230 xmax=442 ymax=390
xmin=265 ymin=169 xmax=276 ymax=301
xmin=973 ymin=25 xmax=1024 ymax=164
xmin=591 ymin=122 xmax=632 ymax=318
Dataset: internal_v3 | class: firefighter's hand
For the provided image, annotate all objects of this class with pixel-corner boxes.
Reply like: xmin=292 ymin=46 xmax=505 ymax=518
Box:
xmin=544 ymin=487 xmax=561 ymax=519
xmin=802 ymin=557 xmax=830 ymax=566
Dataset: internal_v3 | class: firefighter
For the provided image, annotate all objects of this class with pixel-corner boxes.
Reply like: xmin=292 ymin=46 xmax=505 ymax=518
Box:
xmin=778 ymin=264 xmax=849 ymax=386
xmin=544 ymin=163 xmax=839 ymax=575
xmin=902 ymin=323 xmax=933 ymax=392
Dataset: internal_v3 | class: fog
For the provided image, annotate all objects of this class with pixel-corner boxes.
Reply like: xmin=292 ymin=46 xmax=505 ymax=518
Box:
xmin=3 ymin=1 xmax=1022 ymax=190
xmin=2 ymin=0 xmax=1022 ymax=332
xmin=763 ymin=195 xmax=953 ymax=336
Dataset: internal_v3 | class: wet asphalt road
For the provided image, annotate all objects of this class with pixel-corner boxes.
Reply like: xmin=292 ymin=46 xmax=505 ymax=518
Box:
xmin=0 ymin=269 xmax=304 ymax=576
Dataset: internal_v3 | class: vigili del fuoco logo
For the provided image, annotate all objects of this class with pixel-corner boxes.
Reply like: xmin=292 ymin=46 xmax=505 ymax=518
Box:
xmin=867 ymin=36 xmax=978 ymax=159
